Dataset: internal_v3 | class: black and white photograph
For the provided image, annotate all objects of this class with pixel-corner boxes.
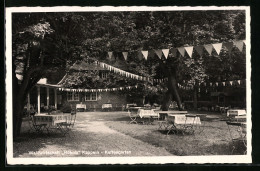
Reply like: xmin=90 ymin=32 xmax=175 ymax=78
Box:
xmin=5 ymin=6 xmax=251 ymax=164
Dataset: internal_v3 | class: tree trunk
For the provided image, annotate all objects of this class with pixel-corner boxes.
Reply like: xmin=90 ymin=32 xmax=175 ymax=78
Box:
xmin=168 ymin=68 xmax=183 ymax=110
xmin=161 ymin=90 xmax=172 ymax=111
xmin=193 ymin=87 xmax=198 ymax=110
xmin=13 ymin=94 xmax=26 ymax=139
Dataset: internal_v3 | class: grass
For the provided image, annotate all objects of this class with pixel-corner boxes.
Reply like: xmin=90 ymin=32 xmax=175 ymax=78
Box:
xmin=105 ymin=112 xmax=246 ymax=156
xmin=13 ymin=111 xmax=246 ymax=157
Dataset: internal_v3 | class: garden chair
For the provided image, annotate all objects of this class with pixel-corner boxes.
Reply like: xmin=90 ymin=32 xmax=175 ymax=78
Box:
xmin=226 ymin=121 xmax=247 ymax=154
xmin=158 ymin=113 xmax=170 ymax=130
xmin=57 ymin=110 xmax=77 ymax=136
xmin=128 ymin=108 xmax=140 ymax=124
xmin=28 ymin=115 xmax=50 ymax=135
xmin=181 ymin=114 xmax=198 ymax=135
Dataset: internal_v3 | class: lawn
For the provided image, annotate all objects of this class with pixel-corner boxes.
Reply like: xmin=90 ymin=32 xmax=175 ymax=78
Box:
xmin=105 ymin=111 xmax=246 ymax=156
xmin=13 ymin=111 xmax=246 ymax=157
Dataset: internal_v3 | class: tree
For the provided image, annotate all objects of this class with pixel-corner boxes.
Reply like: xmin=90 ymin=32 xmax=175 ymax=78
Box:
xmin=12 ymin=13 xmax=87 ymax=138
xmin=12 ymin=10 xmax=246 ymax=138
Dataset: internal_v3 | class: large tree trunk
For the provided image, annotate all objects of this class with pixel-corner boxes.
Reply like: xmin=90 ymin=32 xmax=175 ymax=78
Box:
xmin=161 ymin=90 xmax=172 ymax=111
xmin=167 ymin=68 xmax=183 ymax=110
xmin=13 ymin=92 xmax=27 ymax=139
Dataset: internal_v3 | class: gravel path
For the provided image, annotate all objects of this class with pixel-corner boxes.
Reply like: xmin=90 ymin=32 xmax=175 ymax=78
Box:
xmin=14 ymin=112 xmax=172 ymax=157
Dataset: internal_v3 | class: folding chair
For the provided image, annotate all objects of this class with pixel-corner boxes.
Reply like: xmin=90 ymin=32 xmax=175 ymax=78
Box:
xmin=28 ymin=115 xmax=50 ymax=135
xmin=128 ymin=108 xmax=139 ymax=124
xmin=158 ymin=113 xmax=170 ymax=130
xmin=57 ymin=112 xmax=77 ymax=136
xmin=226 ymin=121 xmax=247 ymax=154
xmin=180 ymin=114 xmax=198 ymax=135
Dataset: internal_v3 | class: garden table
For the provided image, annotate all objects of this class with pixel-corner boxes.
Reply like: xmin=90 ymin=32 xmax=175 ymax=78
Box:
xmin=34 ymin=113 xmax=71 ymax=126
xmin=155 ymin=111 xmax=188 ymax=130
xmin=33 ymin=113 xmax=72 ymax=135
xmin=227 ymin=109 xmax=246 ymax=117
xmin=137 ymin=109 xmax=159 ymax=125
xmin=102 ymin=103 xmax=113 ymax=111
xmin=76 ymin=104 xmax=86 ymax=111
xmin=166 ymin=114 xmax=201 ymax=135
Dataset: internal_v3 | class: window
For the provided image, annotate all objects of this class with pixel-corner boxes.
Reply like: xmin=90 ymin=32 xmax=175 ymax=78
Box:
xmin=100 ymin=72 xmax=108 ymax=79
xmin=67 ymin=92 xmax=79 ymax=101
xmin=85 ymin=92 xmax=97 ymax=101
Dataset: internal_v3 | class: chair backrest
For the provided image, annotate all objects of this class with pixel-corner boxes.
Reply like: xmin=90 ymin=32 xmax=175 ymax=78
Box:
xmin=68 ymin=113 xmax=77 ymax=127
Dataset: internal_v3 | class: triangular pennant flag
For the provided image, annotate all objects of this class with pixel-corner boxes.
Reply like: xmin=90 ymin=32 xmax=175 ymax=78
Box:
xmin=108 ymin=51 xmax=113 ymax=59
xmin=222 ymin=82 xmax=225 ymax=86
xmin=223 ymin=42 xmax=233 ymax=54
xmin=204 ymin=44 xmax=213 ymax=56
xmin=122 ymin=52 xmax=128 ymax=60
xmin=243 ymin=40 xmax=246 ymax=45
xmin=234 ymin=40 xmax=244 ymax=52
xmin=238 ymin=80 xmax=241 ymax=85
xmin=212 ymin=43 xmax=223 ymax=55
xmin=141 ymin=51 xmax=148 ymax=60
xmin=230 ymin=81 xmax=233 ymax=86
xmin=194 ymin=46 xmax=204 ymax=57
xmin=184 ymin=46 xmax=194 ymax=58
xmin=162 ymin=49 xmax=170 ymax=59
xmin=177 ymin=47 xmax=185 ymax=57
xmin=154 ymin=49 xmax=163 ymax=59
xmin=216 ymin=82 xmax=219 ymax=86
xmin=170 ymin=48 xmax=177 ymax=57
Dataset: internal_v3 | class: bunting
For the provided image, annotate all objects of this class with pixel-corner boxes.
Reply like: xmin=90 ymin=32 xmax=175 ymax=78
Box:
xmin=194 ymin=45 xmax=204 ymax=57
xmin=122 ymin=52 xmax=128 ymax=60
xmin=105 ymin=40 xmax=245 ymax=61
xmin=212 ymin=43 xmax=222 ymax=55
xmin=141 ymin=51 xmax=148 ymax=60
xmin=234 ymin=40 xmax=244 ymax=52
xmin=61 ymin=85 xmax=139 ymax=92
xmin=184 ymin=46 xmax=194 ymax=58
xmin=108 ymin=52 xmax=113 ymax=59
xmin=178 ymin=47 xmax=185 ymax=57
xmin=162 ymin=49 xmax=169 ymax=59
xmin=170 ymin=48 xmax=177 ymax=57
xmin=178 ymin=79 xmax=244 ymax=89
xmin=204 ymin=44 xmax=213 ymax=56
xmin=223 ymin=42 xmax=233 ymax=54
xmin=154 ymin=49 xmax=163 ymax=59
xmin=99 ymin=61 xmax=167 ymax=83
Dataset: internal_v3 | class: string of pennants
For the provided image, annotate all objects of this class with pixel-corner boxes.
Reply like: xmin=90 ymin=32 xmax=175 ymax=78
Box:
xmin=58 ymin=85 xmax=139 ymax=92
xmin=98 ymin=61 xmax=168 ymax=83
xmin=177 ymin=79 xmax=245 ymax=90
xmin=107 ymin=40 xmax=246 ymax=60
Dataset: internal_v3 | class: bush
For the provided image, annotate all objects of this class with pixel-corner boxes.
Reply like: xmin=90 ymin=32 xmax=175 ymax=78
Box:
xmin=61 ymin=102 xmax=72 ymax=113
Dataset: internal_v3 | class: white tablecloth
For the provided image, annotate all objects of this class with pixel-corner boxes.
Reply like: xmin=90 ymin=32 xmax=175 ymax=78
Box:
xmin=168 ymin=114 xmax=201 ymax=125
xmin=34 ymin=114 xmax=71 ymax=126
xmin=137 ymin=109 xmax=159 ymax=118
xmin=102 ymin=104 xmax=112 ymax=109
xmin=227 ymin=109 xmax=246 ymax=116
xmin=76 ymin=104 xmax=86 ymax=109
